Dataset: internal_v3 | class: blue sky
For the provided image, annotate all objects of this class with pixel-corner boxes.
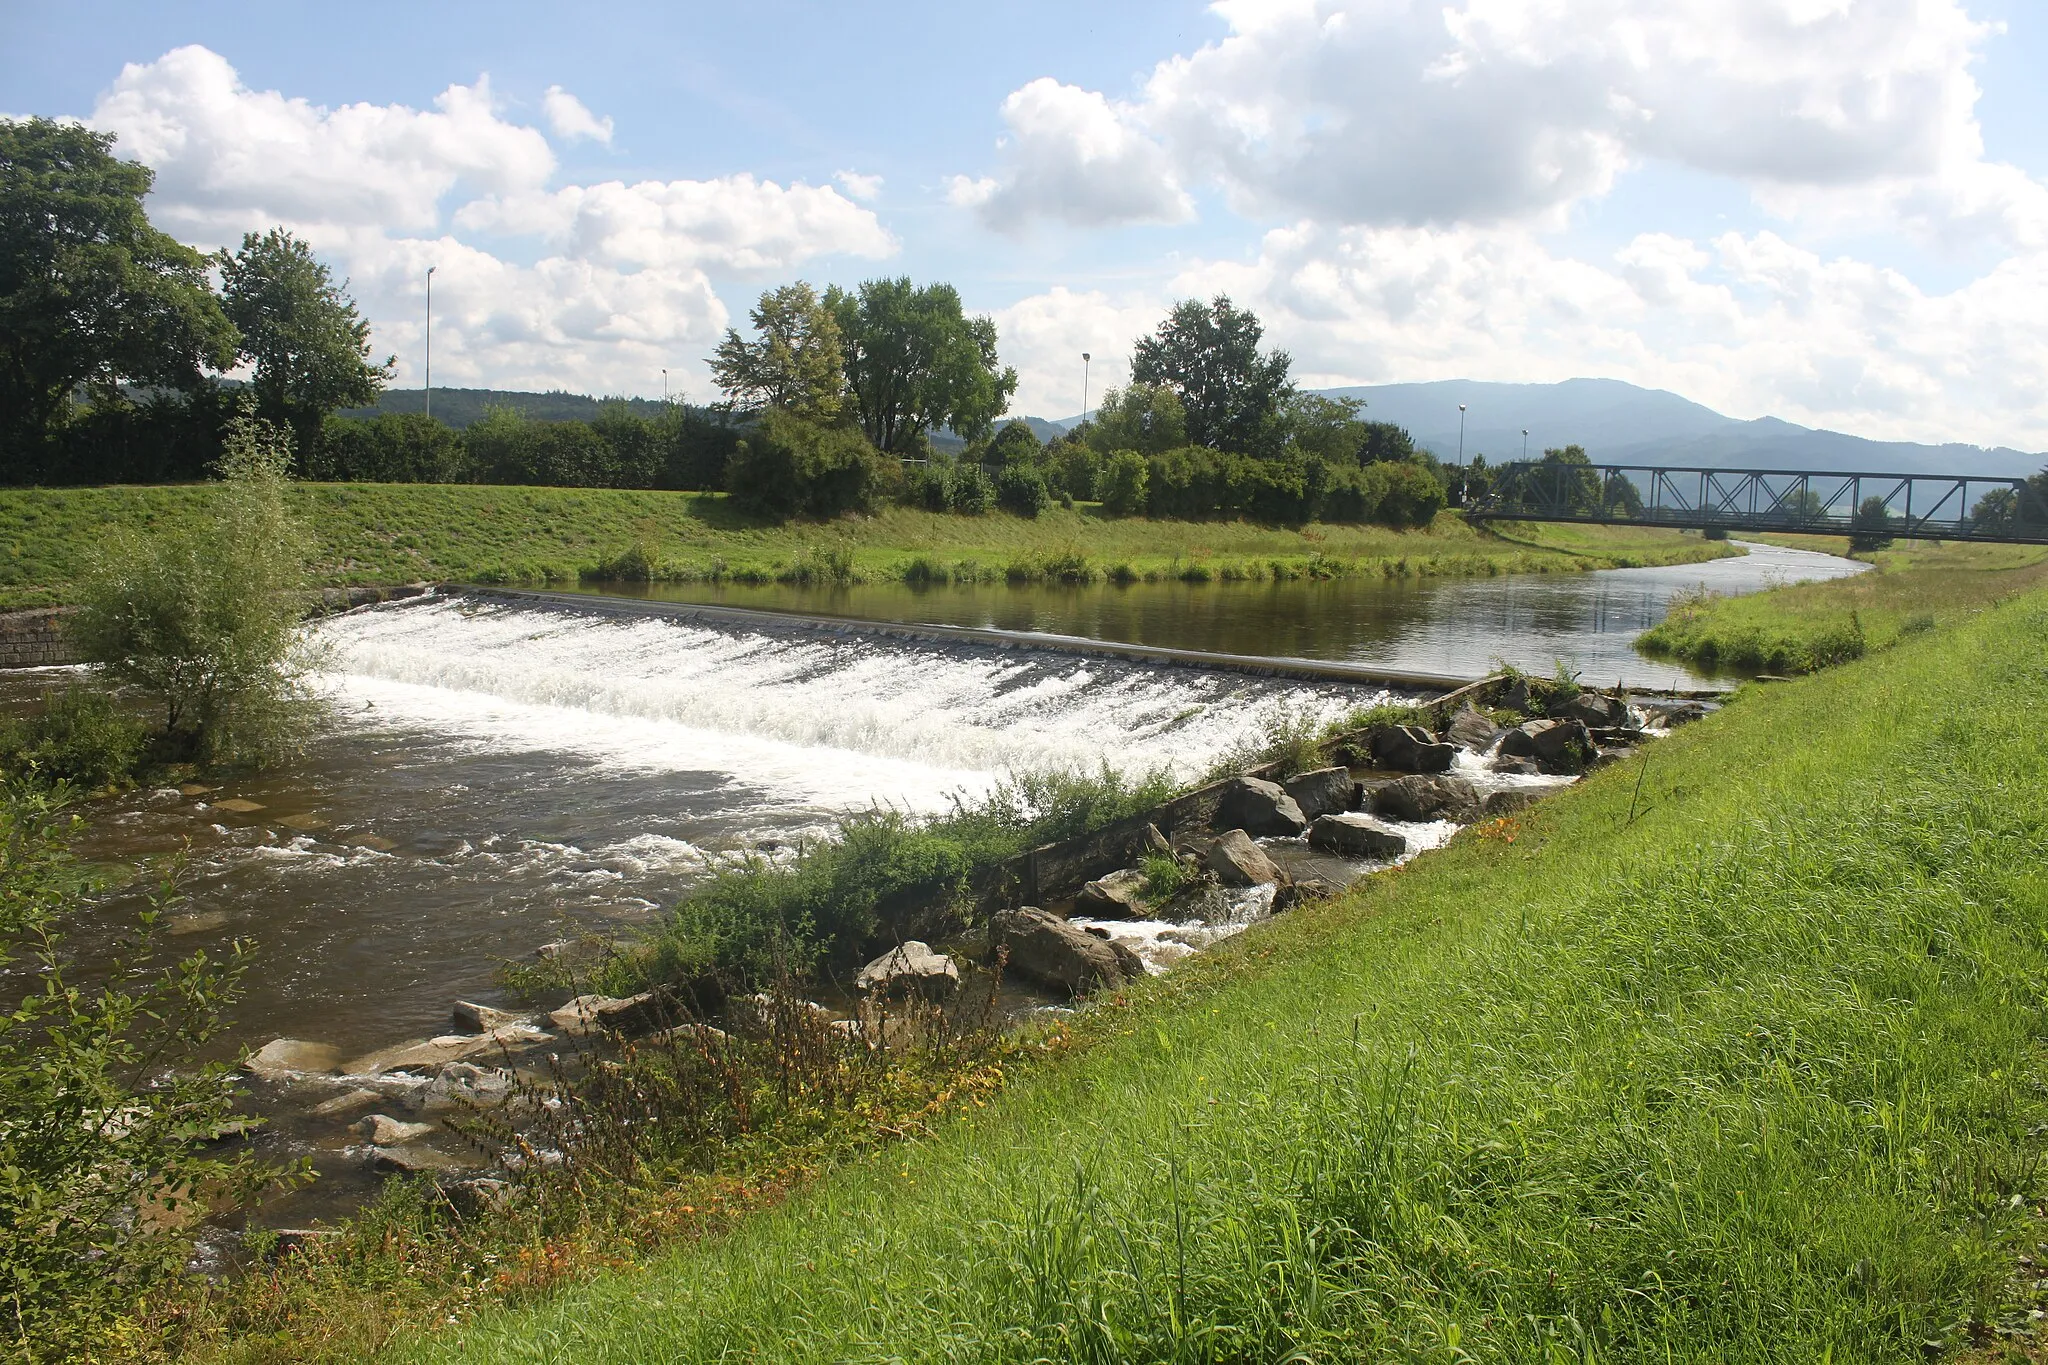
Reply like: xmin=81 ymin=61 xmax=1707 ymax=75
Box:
xmin=6 ymin=0 xmax=2047 ymax=447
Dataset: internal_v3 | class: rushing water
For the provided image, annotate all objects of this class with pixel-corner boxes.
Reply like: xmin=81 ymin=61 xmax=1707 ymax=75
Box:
xmin=562 ymin=538 xmax=1866 ymax=690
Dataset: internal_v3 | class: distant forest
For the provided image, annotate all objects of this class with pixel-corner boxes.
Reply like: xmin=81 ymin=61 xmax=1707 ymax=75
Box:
xmin=341 ymin=388 xmax=676 ymax=429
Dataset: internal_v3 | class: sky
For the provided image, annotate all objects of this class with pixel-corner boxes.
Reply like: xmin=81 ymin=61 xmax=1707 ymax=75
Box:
xmin=5 ymin=0 xmax=2047 ymax=449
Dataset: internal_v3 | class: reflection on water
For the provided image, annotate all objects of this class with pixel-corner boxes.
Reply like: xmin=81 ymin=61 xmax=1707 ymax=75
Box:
xmin=560 ymin=539 xmax=1866 ymax=690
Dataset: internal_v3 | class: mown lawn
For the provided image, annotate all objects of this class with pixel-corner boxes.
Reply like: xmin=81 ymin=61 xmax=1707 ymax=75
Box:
xmin=0 ymin=483 xmax=1731 ymax=610
xmin=397 ymin=571 xmax=2048 ymax=1360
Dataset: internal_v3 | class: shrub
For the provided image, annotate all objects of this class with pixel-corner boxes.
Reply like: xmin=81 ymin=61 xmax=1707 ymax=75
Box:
xmin=1849 ymin=495 xmax=1895 ymax=552
xmin=1099 ymin=449 xmax=1149 ymax=517
xmin=1375 ymin=460 xmax=1449 ymax=527
xmin=995 ymin=464 xmax=1051 ymax=518
xmin=725 ymin=410 xmax=891 ymax=519
xmin=0 ymin=686 xmax=148 ymax=789
xmin=1319 ymin=463 xmax=1382 ymax=523
xmin=906 ymin=461 xmax=951 ymax=512
xmin=948 ymin=463 xmax=994 ymax=516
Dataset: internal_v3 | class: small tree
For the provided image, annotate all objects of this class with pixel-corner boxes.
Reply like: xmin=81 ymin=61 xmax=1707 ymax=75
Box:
xmin=827 ymin=278 xmax=1018 ymax=452
xmin=1849 ymin=495 xmax=1894 ymax=552
xmin=725 ymin=408 xmax=892 ymax=519
xmin=1099 ymin=449 xmax=1150 ymax=516
xmin=709 ymin=282 xmax=846 ymax=421
xmin=1130 ymin=297 xmax=1294 ymax=457
xmin=70 ymin=413 xmax=317 ymax=765
xmin=1086 ymin=384 xmax=1187 ymax=457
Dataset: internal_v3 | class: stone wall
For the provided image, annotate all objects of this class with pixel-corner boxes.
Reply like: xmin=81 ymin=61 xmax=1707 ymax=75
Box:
xmin=0 ymin=609 xmax=79 ymax=669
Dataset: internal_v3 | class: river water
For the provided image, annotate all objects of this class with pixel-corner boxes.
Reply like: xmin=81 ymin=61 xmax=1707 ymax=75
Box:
xmin=7 ymin=538 xmax=1863 ymax=1062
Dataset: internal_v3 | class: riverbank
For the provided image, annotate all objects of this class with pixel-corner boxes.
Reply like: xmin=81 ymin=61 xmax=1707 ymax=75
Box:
xmin=1637 ymin=537 xmax=2048 ymax=673
xmin=382 ymin=572 xmax=2048 ymax=1361
xmin=0 ymin=484 xmax=1733 ymax=610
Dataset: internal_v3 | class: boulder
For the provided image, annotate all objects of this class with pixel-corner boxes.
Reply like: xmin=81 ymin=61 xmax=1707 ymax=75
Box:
xmin=1368 ymin=725 xmax=1457 ymax=773
xmin=452 ymin=1000 xmax=528 ymax=1034
xmin=1273 ymin=877 xmax=1342 ymax=913
xmin=1307 ymin=813 xmax=1409 ymax=860
xmin=353 ymin=1113 xmax=435 ymax=1145
xmin=309 ymin=1087 xmax=383 ymax=1118
xmin=1139 ymin=823 xmax=1172 ymax=857
xmin=1645 ymin=700 xmax=1710 ymax=727
xmin=854 ymin=942 xmax=961 ymax=1000
xmin=1215 ymin=777 xmax=1308 ymax=836
xmin=1204 ymin=829 xmax=1284 ymax=887
xmin=1074 ymin=868 xmax=1150 ymax=919
xmin=441 ymin=1177 xmax=515 ymax=1218
xmin=246 ymin=1038 xmax=342 ymax=1081
xmin=731 ymin=993 xmax=832 ymax=1032
xmin=1498 ymin=718 xmax=1595 ymax=774
xmin=1589 ymin=725 xmax=1646 ymax=747
xmin=1369 ymin=774 xmax=1483 ymax=823
xmin=1444 ymin=707 xmax=1503 ymax=751
xmin=990 ymin=907 xmax=1145 ymax=996
xmin=1489 ymin=755 xmax=1540 ymax=776
xmin=1547 ymin=691 xmax=1628 ymax=726
xmin=1283 ymin=767 xmax=1358 ymax=821
xmin=343 ymin=1024 xmax=550 ymax=1075
xmin=546 ymin=991 xmax=673 ymax=1038
xmin=370 ymin=1144 xmax=465 ymax=1175
xmin=1501 ymin=677 xmax=1533 ymax=713
xmin=1482 ymin=789 xmax=1540 ymax=817
xmin=421 ymin=1063 xmax=515 ymax=1112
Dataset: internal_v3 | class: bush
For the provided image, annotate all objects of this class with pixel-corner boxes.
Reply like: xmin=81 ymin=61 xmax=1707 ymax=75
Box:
xmin=68 ymin=414 xmax=319 ymax=766
xmin=725 ymin=409 xmax=892 ymax=519
xmin=948 ymin=463 xmax=994 ymax=516
xmin=1047 ymin=440 xmax=1101 ymax=501
xmin=314 ymin=412 xmax=470 ymax=483
xmin=0 ymin=686 xmax=148 ymax=789
xmin=1849 ymin=495 xmax=1894 ymax=552
xmin=995 ymin=464 xmax=1051 ymax=518
xmin=1099 ymin=449 xmax=1149 ymax=517
xmin=1375 ymin=460 xmax=1449 ymax=527
xmin=906 ymin=462 xmax=951 ymax=512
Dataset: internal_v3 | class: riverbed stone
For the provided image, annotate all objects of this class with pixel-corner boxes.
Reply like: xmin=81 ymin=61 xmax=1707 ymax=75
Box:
xmin=1444 ymin=707 xmax=1503 ymax=751
xmin=547 ymin=992 xmax=673 ymax=1037
xmin=452 ymin=1000 xmax=528 ymax=1034
xmin=246 ymin=1038 xmax=342 ymax=1080
xmin=422 ymin=1063 xmax=515 ymax=1111
xmin=1075 ymin=868 xmax=1150 ymax=919
xmin=854 ymin=942 xmax=961 ymax=1000
xmin=1307 ymin=813 xmax=1409 ymax=860
xmin=1370 ymin=774 xmax=1483 ymax=823
xmin=1499 ymin=718 xmax=1596 ymax=774
xmin=354 ymin=1113 xmax=435 ymax=1145
xmin=309 ymin=1087 xmax=383 ymax=1118
xmin=1490 ymin=755 xmax=1541 ymax=776
xmin=989 ymin=907 xmax=1145 ymax=996
xmin=1140 ymin=823 xmax=1172 ymax=856
xmin=1205 ymin=829 xmax=1285 ymax=887
xmin=370 ymin=1144 xmax=465 ymax=1175
xmin=1284 ymin=767 xmax=1358 ymax=821
xmin=1369 ymin=725 xmax=1457 ymax=774
xmin=1548 ymin=691 xmax=1628 ymax=726
xmin=210 ymin=798 xmax=266 ymax=814
xmin=1215 ymin=777 xmax=1308 ymax=836
xmin=344 ymin=1024 xmax=550 ymax=1075
xmin=1482 ymin=789 xmax=1540 ymax=817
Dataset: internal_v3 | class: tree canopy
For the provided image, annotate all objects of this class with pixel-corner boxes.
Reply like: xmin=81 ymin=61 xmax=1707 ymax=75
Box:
xmin=709 ymin=281 xmax=846 ymax=421
xmin=0 ymin=118 xmax=237 ymax=465
xmin=827 ymin=278 xmax=1017 ymax=453
xmin=1130 ymin=295 xmax=1294 ymax=457
xmin=218 ymin=227 xmax=391 ymax=463
xmin=1085 ymin=383 xmax=1187 ymax=457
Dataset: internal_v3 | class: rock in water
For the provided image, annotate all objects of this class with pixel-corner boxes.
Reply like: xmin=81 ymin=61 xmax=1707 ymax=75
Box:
xmin=1444 ymin=706 xmax=1503 ymax=751
xmin=1205 ymin=829 xmax=1285 ymax=887
xmin=1482 ymin=789 xmax=1540 ymax=816
xmin=1490 ymin=755 xmax=1541 ymax=776
xmin=854 ymin=942 xmax=961 ymax=1000
xmin=1370 ymin=774 xmax=1483 ymax=823
xmin=1307 ymin=813 xmax=1410 ymax=859
xmin=309 ymin=1088 xmax=383 ymax=1118
xmin=989 ymin=908 xmax=1144 ymax=996
xmin=1075 ymin=868 xmax=1149 ymax=919
xmin=354 ymin=1113 xmax=435 ymax=1145
xmin=1284 ymin=767 xmax=1358 ymax=821
xmin=452 ymin=1000 xmax=527 ymax=1034
xmin=1499 ymin=718 xmax=1595 ymax=774
xmin=245 ymin=1038 xmax=342 ymax=1081
xmin=1369 ymin=725 xmax=1457 ymax=773
xmin=1216 ymin=777 xmax=1309 ymax=836
xmin=1548 ymin=691 xmax=1628 ymax=726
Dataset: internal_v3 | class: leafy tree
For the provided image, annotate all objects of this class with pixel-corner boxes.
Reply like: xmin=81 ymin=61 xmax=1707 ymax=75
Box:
xmin=994 ymin=463 xmax=1050 ymax=518
xmin=217 ymin=228 xmax=392 ymax=464
xmin=1130 ymin=296 xmax=1294 ymax=457
xmin=1086 ymin=383 xmax=1187 ymax=457
xmin=725 ymin=408 xmax=893 ymax=518
xmin=983 ymin=418 xmax=1041 ymax=467
xmin=1375 ymin=461 xmax=1449 ymax=527
xmin=1099 ymin=449 xmax=1149 ymax=516
xmin=947 ymin=461 xmax=995 ymax=515
xmin=314 ymin=411 xmax=469 ymax=483
xmin=1279 ymin=393 xmax=1370 ymax=465
xmin=827 ymin=278 xmax=1017 ymax=452
xmin=1358 ymin=421 xmax=1419 ymax=465
xmin=70 ymin=412 xmax=316 ymax=765
xmin=1849 ymin=495 xmax=1894 ymax=552
xmin=0 ymin=118 xmax=238 ymax=467
xmin=1045 ymin=436 xmax=1102 ymax=501
xmin=1539 ymin=445 xmax=1603 ymax=514
xmin=709 ymin=282 xmax=846 ymax=421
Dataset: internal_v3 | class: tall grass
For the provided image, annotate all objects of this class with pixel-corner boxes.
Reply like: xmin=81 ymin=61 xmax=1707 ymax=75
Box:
xmin=415 ymin=585 xmax=2048 ymax=1363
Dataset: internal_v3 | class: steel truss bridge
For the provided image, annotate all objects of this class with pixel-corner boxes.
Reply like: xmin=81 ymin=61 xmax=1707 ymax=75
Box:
xmin=1467 ymin=462 xmax=2048 ymax=545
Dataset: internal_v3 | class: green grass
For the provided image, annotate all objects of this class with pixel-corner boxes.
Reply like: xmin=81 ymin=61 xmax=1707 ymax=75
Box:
xmin=0 ymin=485 xmax=1734 ymax=610
xmin=397 ymin=576 xmax=2048 ymax=1360
xmin=1638 ymin=538 xmax=2048 ymax=674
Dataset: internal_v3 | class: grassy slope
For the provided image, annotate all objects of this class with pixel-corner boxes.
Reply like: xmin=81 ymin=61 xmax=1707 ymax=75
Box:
xmin=407 ymin=584 xmax=2048 ymax=1361
xmin=0 ymin=484 xmax=1730 ymax=610
xmin=1639 ymin=538 xmax=2048 ymax=673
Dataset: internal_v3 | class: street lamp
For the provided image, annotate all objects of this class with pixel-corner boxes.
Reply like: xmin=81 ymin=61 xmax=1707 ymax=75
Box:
xmin=662 ymin=368 xmax=668 ymax=404
xmin=1081 ymin=352 xmax=1092 ymax=424
xmin=1522 ymin=428 xmax=1529 ymax=462
xmin=424 ymin=265 xmax=437 ymax=421
xmin=1457 ymin=403 xmax=1467 ymax=466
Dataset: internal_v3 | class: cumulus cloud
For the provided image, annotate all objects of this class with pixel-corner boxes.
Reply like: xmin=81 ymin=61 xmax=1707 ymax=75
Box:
xmin=958 ymin=0 xmax=2005 ymax=232
xmin=834 ymin=170 xmax=884 ymax=202
xmin=542 ymin=86 xmax=613 ymax=143
xmin=92 ymin=44 xmax=554 ymax=242
xmin=987 ymin=287 xmax=1175 ymax=417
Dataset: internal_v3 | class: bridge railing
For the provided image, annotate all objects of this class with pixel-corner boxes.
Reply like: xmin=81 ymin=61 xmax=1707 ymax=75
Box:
xmin=1467 ymin=462 xmax=2048 ymax=545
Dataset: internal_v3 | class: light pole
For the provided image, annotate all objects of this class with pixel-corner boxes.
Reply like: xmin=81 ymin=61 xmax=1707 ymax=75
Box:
xmin=1457 ymin=403 xmax=1467 ymax=466
xmin=1081 ymin=352 xmax=1091 ymax=424
xmin=1522 ymin=428 xmax=1529 ymax=462
xmin=662 ymin=368 xmax=668 ymax=404
xmin=424 ymin=265 xmax=437 ymax=420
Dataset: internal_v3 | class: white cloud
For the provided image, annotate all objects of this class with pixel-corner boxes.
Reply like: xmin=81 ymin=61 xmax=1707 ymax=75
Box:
xmin=834 ymin=170 xmax=884 ymax=202
xmin=455 ymin=174 xmax=897 ymax=271
xmin=542 ymin=86 xmax=613 ymax=144
xmin=92 ymin=44 xmax=554 ymax=243
xmin=964 ymin=78 xmax=1191 ymax=230
xmin=990 ymin=287 xmax=1174 ymax=417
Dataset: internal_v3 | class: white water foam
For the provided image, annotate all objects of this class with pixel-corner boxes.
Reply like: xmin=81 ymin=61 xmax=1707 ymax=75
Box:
xmin=314 ymin=598 xmax=1396 ymax=810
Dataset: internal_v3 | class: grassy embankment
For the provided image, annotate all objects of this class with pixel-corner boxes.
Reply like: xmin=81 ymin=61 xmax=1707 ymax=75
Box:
xmin=0 ymin=483 xmax=1732 ymax=611
xmin=385 ymin=561 xmax=2048 ymax=1360
xmin=1639 ymin=534 xmax=2048 ymax=673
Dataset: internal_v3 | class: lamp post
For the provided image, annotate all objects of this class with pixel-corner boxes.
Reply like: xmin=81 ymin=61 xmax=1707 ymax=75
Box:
xmin=1522 ymin=428 xmax=1529 ymax=462
xmin=1081 ymin=352 xmax=1092 ymax=425
xmin=424 ymin=265 xmax=436 ymax=421
xmin=1457 ymin=403 xmax=1467 ymax=466
xmin=662 ymin=368 xmax=668 ymax=404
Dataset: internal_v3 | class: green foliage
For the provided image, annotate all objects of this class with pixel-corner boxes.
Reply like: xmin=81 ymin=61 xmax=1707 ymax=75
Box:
xmin=709 ymin=281 xmax=847 ymax=422
xmin=0 ymin=118 xmax=238 ymax=469
xmin=1098 ymin=449 xmax=1149 ymax=517
xmin=1850 ymin=494 xmax=1895 ymax=551
xmin=1131 ymin=296 xmax=1294 ymax=458
xmin=983 ymin=419 xmax=1041 ymax=467
xmin=1140 ymin=852 xmax=1192 ymax=901
xmin=0 ymin=685 xmax=147 ymax=789
xmin=724 ymin=409 xmax=893 ymax=519
xmin=994 ymin=463 xmax=1051 ymax=518
xmin=1085 ymin=384 xmax=1188 ymax=457
xmin=68 ymin=412 xmax=317 ymax=764
xmin=946 ymin=462 xmax=994 ymax=516
xmin=217 ymin=228 xmax=392 ymax=462
xmin=828 ymin=278 xmax=1018 ymax=451
xmin=314 ymin=411 xmax=469 ymax=483
xmin=1044 ymin=437 xmax=1102 ymax=502
xmin=0 ymin=786 xmax=300 ymax=1360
